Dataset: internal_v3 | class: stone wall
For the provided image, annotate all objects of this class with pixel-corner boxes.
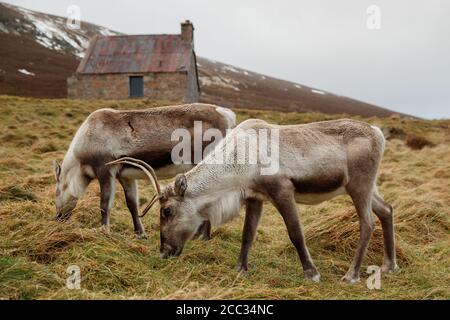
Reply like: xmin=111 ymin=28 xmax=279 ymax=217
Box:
xmin=67 ymin=72 xmax=192 ymax=102
xmin=143 ymin=73 xmax=187 ymax=102
xmin=185 ymin=54 xmax=200 ymax=103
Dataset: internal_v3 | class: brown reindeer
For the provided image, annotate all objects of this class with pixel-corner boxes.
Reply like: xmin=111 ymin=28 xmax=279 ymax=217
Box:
xmin=109 ymin=118 xmax=398 ymax=282
xmin=53 ymin=103 xmax=235 ymax=238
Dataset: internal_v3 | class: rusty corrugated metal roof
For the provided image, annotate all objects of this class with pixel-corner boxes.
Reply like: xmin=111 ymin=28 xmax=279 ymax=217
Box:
xmin=78 ymin=35 xmax=194 ymax=74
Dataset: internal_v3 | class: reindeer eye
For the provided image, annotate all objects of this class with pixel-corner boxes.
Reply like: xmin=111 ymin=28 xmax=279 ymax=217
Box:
xmin=161 ymin=207 xmax=172 ymax=219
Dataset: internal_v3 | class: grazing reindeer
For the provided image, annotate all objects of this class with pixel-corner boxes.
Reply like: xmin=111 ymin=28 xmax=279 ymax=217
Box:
xmin=109 ymin=118 xmax=398 ymax=282
xmin=53 ymin=103 xmax=236 ymax=238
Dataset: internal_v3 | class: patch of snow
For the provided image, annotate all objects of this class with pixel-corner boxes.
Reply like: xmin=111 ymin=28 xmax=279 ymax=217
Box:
xmin=197 ymin=63 xmax=202 ymax=67
xmin=294 ymin=84 xmax=302 ymax=89
xmin=99 ymin=27 xmax=117 ymax=36
xmin=261 ymin=76 xmax=266 ymax=80
xmin=311 ymin=89 xmax=326 ymax=95
xmin=221 ymin=65 xmax=253 ymax=77
xmin=222 ymin=77 xmax=240 ymax=85
xmin=199 ymin=76 xmax=240 ymax=91
xmin=53 ymin=43 xmax=63 ymax=51
xmin=16 ymin=6 xmax=34 ymax=16
xmin=18 ymin=7 xmax=90 ymax=57
xmin=0 ymin=22 xmax=9 ymax=34
xmin=32 ymin=18 xmax=55 ymax=38
xmin=18 ymin=68 xmax=35 ymax=76
xmin=222 ymin=65 xmax=241 ymax=74
xmin=75 ymin=35 xmax=90 ymax=49
xmin=17 ymin=6 xmax=33 ymax=14
xmin=36 ymin=35 xmax=54 ymax=49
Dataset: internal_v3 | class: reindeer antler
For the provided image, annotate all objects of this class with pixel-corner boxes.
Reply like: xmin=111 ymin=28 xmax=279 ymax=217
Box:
xmin=140 ymin=194 xmax=159 ymax=218
xmin=106 ymin=157 xmax=161 ymax=217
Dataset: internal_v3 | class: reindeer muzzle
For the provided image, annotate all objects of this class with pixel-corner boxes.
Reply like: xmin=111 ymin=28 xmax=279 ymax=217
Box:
xmin=160 ymin=243 xmax=183 ymax=259
xmin=55 ymin=212 xmax=71 ymax=222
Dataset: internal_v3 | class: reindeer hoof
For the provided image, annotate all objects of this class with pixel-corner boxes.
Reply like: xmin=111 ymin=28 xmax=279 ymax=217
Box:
xmin=235 ymin=263 xmax=248 ymax=273
xmin=304 ymin=269 xmax=321 ymax=282
xmin=99 ymin=225 xmax=111 ymax=235
xmin=341 ymin=274 xmax=360 ymax=283
xmin=136 ymin=232 xmax=148 ymax=240
xmin=381 ymin=263 xmax=399 ymax=273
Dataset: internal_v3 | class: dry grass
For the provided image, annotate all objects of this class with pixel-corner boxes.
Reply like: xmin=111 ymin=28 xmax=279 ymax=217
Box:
xmin=0 ymin=95 xmax=449 ymax=300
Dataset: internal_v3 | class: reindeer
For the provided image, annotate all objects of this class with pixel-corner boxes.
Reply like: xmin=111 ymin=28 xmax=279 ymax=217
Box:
xmin=109 ymin=118 xmax=398 ymax=282
xmin=53 ymin=103 xmax=236 ymax=239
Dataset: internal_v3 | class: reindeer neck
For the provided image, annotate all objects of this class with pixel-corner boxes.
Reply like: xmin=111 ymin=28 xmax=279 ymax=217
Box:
xmin=185 ymin=164 xmax=247 ymax=227
xmin=61 ymin=150 xmax=77 ymax=175
xmin=60 ymin=151 xmax=87 ymax=198
xmin=185 ymin=163 xmax=241 ymax=195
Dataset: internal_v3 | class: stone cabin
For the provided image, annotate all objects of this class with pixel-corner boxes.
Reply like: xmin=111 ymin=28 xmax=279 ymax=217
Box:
xmin=67 ymin=21 xmax=200 ymax=102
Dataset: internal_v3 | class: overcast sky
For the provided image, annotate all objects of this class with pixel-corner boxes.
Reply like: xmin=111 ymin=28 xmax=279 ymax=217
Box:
xmin=4 ymin=0 xmax=450 ymax=118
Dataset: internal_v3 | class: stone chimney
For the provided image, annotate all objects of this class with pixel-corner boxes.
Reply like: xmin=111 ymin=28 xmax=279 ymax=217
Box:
xmin=181 ymin=20 xmax=194 ymax=43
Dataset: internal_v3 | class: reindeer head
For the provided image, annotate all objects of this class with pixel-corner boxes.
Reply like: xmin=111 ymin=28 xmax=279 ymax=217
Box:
xmin=53 ymin=160 xmax=79 ymax=220
xmin=158 ymin=175 xmax=205 ymax=258
xmin=107 ymin=157 xmax=204 ymax=259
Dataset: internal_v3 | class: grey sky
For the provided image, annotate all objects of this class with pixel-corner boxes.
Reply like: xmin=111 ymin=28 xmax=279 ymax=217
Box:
xmin=4 ymin=0 xmax=450 ymax=118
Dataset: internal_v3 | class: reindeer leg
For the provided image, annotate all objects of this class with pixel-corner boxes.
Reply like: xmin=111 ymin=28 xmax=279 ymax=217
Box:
xmin=343 ymin=185 xmax=375 ymax=283
xmin=119 ymin=177 xmax=147 ymax=239
xmin=236 ymin=199 xmax=262 ymax=272
xmin=98 ymin=171 xmax=116 ymax=234
xmin=372 ymin=191 xmax=398 ymax=273
xmin=193 ymin=220 xmax=212 ymax=241
xmin=200 ymin=220 xmax=212 ymax=240
xmin=269 ymin=181 xmax=320 ymax=282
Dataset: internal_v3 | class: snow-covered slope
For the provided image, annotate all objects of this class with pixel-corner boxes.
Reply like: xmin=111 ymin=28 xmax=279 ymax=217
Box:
xmin=0 ymin=2 xmax=120 ymax=58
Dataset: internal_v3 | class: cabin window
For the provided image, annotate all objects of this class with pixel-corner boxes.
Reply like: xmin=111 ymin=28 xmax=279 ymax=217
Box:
xmin=129 ymin=76 xmax=144 ymax=98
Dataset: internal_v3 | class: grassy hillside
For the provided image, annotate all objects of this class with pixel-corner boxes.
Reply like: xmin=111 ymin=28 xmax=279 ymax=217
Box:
xmin=0 ymin=95 xmax=448 ymax=299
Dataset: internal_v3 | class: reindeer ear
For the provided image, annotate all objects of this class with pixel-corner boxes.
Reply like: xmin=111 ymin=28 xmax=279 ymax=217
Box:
xmin=53 ymin=160 xmax=61 ymax=181
xmin=174 ymin=174 xmax=187 ymax=197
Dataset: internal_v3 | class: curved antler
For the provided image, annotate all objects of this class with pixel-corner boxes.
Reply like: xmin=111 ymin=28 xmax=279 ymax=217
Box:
xmin=107 ymin=157 xmax=161 ymax=194
xmin=140 ymin=193 xmax=159 ymax=218
xmin=106 ymin=157 xmax=161 ymax=217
